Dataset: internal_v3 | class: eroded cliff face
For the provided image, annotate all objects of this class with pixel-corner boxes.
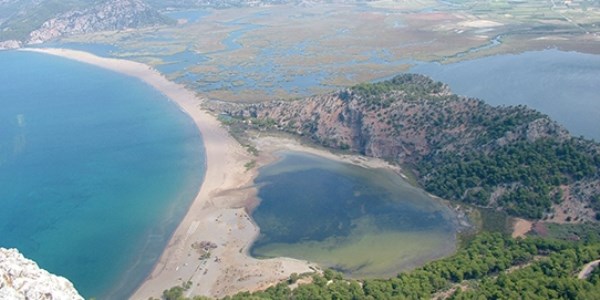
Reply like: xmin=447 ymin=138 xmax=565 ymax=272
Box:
xmin=0 ymin=248 xmax=83 ymax=300
xmin=218 ymin=75 xmax=569 ymax=164
xmin=28 ymin=0 xmax=169 ymax=44
xmin=211 ymin=74 xmax=600 ymax=221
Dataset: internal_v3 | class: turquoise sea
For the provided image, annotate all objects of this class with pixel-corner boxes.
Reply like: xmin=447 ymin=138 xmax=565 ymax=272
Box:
xmin=0 ymin=51 xmax=205 ymax=298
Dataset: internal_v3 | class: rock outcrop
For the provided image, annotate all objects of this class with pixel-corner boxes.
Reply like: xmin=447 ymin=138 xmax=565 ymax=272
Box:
xmin=212 ymin=74 xmax=600 ymax=221
xmin=28 ymin=0 xmax=170 ymax=44
xmin=0 ymin=248 xmax=83 ymax=300
xmin=217 ymin=74 xmax=570 ymax=162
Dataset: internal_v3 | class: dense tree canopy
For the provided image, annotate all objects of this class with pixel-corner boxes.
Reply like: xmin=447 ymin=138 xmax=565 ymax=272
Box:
xmin=229 ymin=234 xmax=600 ymax=300
xmin=161 ymin=233 xmax=600 ymax=300
xmin=419 ymin=138 xmax=600 ymax=218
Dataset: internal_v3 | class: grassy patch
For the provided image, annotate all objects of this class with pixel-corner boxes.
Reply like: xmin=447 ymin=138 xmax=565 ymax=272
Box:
xmin=244 ymin=160 xmax=256 ymax=171
xmin=244 ymin=144 xmax=258 ymax=156
xmin=544 ymin=222 xmax=600 ymax=243
xmin=478 ymin=208 xmax=511 ymax=234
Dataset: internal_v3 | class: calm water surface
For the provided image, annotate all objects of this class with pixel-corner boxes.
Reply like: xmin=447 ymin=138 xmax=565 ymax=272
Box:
xmin=0 ymin=51 xmax=205 ymax=298
xmin=251 ymin=152 xmax=458 ymax=277
xmin=411 ymin=49 xmax=600 ymax=141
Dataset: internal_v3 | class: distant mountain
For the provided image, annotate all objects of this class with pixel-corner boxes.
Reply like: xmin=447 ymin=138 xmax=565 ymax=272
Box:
xmin=145 ymin=0 xmax=339 ymax=10
xmin=28 ymin=0 xmax=171 ymax=44
xmin=0 ymin=0 xmax=96 ymax=42
xmin=0 ymin=0 xmax=171 ymax=47
xmin=214 ymin=74 xmax=600 ymax=221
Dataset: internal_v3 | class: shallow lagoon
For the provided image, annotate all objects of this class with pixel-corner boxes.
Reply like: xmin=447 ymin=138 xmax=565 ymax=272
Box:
xmin=251 ymin=152 xmax=458 ymax=277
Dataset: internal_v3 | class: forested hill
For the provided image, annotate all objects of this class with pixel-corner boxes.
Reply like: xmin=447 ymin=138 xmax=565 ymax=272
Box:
xmin=214 ymin=74 xmax=600 ymax=220
xmin=163 ymin=232 xmax=600 ymax=300
xmin=0 ymin=0 xmax=330 ymax=47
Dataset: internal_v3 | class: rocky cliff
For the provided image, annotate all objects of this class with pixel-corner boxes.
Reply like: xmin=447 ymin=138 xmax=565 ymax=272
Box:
xmin=213 ymin=74 xmax=600 ymax=221
xmin=28 ymin=0 xmax=170 ymax=44
xmin=0 ymin=248 xmax=83 ymax=300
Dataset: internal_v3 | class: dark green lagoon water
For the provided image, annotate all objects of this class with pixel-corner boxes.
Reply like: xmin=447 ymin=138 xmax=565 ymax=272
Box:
xmin=251 ymin=152 xmax=458 ymax=278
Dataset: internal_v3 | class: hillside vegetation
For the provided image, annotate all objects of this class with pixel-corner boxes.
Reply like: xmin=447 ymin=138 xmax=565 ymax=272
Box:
xmin=161 ymin=232 xmax=600 ymax=300
xmin=214 ymin=74 xmax=600 ymax=220
xmin=230 ymin=233 xmax=600 ymax=300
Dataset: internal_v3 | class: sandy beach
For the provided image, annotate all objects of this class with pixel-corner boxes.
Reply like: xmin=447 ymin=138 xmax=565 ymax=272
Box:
xmin=250 ymin=135 xmax=403 ymax=174
xmin=21 ymin=48 xmax=316 ymax=299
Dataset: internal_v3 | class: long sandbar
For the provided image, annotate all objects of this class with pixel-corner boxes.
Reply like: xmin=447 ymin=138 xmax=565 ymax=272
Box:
xmin=21 ymin=48 xmax=315 ymax=299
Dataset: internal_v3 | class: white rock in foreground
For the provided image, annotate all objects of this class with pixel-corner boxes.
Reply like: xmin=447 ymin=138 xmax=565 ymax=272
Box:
xmin=0 ymin=248 xmax=83 ymax=300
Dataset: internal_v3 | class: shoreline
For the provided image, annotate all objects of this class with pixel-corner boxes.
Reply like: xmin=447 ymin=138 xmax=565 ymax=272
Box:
xmin=21 ymin=48 xmax=316 ymax=299
xmin=19 ymin=47 xmax=461 ymax=299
